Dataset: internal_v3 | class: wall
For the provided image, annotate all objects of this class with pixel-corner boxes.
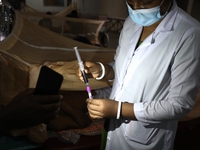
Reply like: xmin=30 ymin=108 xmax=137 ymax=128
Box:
xmin=25 ymin=0 xmax=199 ymax=21
xmin=26 ymin=0 xmax=128 ymax=19
xmin=72 ymin=0 xmax=128 ymax=19
xmin=191 ymin=0 xmax=200 ymax=22
xmin=176 ymin=0 xmax=200 ymax=22
xmin=26 ymin=0 xmax=68 ymax=13
xmin=99 ymin=0 xmax=128 ymax=19
xmin=72 ymin=0 xmax=99 ymax=19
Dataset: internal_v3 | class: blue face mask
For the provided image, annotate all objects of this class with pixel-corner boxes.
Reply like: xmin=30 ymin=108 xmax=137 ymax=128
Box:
xmin=126 ymin=0 xmax=166 ymax=26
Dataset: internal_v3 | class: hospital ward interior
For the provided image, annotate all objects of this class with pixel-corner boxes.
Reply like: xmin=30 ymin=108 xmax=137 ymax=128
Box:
xmin=0 ymin=0 xmax=200 ymax=149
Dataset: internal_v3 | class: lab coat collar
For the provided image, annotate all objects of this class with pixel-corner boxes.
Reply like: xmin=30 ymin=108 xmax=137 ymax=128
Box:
xmin=149 ymin=0 xmax=178 ymax=45
xmin=129 ymin=0 xmax=178 ymax=48
xmin=130 ymin=0 xmax=178 ymax=33
xmin=155 ymin=0 xmax=178 ymax=33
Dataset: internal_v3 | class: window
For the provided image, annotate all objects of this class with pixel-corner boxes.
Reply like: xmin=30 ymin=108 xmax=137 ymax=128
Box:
xmin=44 ymin=0 xmax=64 ymax=6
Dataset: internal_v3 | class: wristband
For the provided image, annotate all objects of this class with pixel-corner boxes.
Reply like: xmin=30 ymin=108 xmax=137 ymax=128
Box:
xmin=96 ymin=62 xmax=105 ymax=80
xmin=116 ymin=101 xmax=122 ymax=119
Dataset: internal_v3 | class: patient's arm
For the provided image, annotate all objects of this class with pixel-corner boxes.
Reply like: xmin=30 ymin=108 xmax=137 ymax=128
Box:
xmin=47 ymin=101 xmax=91 ymax=131
xmin=47 ymin=91 xmax=94 ymax=131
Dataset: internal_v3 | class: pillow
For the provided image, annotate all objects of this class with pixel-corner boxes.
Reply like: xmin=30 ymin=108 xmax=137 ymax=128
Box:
xmin=48 ymin=119 xmax=104 ymax=144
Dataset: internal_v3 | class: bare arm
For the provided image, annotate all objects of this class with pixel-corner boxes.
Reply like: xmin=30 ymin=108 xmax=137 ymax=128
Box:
xmin=78 ymin=61 xmax=115 ymax=81
xmin=87 ymin=99 xmax=137 ymax=120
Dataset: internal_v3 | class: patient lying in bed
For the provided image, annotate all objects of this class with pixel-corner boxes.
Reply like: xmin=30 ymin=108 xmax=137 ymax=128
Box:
xmin=9 ymin=60 xmax=111 ymax=143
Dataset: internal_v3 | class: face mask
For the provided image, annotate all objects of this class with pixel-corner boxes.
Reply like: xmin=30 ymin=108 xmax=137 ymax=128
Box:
xmin=126 ymin=0 xmax=166 ymax=26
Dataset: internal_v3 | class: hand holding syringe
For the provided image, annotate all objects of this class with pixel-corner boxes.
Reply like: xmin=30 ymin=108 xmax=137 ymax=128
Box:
xmin=74 ymin=46 xmax=93 ymax=99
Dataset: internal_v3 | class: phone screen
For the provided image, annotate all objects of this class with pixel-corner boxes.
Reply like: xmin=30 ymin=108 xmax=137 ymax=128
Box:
xmin=34 ymin=66 xmax=63 ymax=95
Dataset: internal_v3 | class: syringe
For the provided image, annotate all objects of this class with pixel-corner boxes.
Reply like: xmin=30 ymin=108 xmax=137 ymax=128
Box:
xmin=74 ymin=46 xmax=93 ymax=99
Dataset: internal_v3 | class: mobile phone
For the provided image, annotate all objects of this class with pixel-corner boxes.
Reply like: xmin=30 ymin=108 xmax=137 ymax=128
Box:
xmin=34 ymin=65 xmax=63 ymax=95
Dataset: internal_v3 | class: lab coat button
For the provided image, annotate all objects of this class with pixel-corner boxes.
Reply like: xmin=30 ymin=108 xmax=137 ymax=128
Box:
xmin=125 ymin=119 xmax=130 ymax=123
xmin=107 ymin=137 xmax=111 ymax=142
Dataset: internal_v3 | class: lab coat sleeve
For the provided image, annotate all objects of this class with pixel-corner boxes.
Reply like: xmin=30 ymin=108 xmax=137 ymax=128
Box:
xmin=134 ymin=28 xmax=200 ymax=124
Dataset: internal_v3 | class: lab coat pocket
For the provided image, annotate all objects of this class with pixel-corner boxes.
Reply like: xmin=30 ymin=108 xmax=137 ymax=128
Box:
xmin=124 ymin=121 xmax=158 ymax=145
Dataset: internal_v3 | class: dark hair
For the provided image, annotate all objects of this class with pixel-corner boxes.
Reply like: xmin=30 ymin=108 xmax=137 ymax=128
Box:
xmin=46 ymin=11 xmax=52 ymax=15
xmin=74 ymin=36 xmax=92 ymax=45
xmin=66 ymin=10 xmax=78 ymax=18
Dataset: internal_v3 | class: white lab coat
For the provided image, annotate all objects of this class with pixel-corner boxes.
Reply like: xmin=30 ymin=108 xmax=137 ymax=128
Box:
xmin=105 ymin=1 xmax=200 ymax=150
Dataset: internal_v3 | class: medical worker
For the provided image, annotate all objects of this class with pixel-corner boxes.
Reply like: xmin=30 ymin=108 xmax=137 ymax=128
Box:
xmin=78 ymin=0 xmax=200 ymax=149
